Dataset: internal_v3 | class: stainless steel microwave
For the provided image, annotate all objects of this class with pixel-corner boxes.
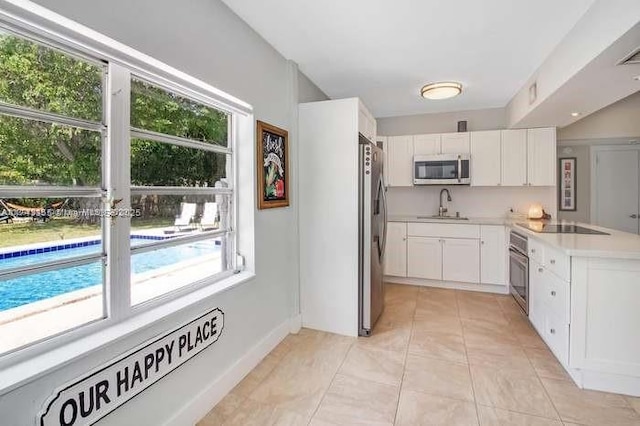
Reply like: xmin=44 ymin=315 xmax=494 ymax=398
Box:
xmin=413 ymin=154 xmax=471 ymax=185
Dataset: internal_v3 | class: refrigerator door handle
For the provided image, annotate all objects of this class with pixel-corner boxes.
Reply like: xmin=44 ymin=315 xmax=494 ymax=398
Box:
xmin=379 ymin=175 xmax=388 ymax=261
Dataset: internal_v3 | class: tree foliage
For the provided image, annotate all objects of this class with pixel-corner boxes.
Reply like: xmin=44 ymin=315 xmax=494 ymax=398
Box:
xmin=0 ymin=33 xmax=228 ymax=193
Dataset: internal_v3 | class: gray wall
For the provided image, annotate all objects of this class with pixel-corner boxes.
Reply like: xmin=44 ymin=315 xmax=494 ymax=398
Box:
xmin=298 ymin=70 xmax=328 ymax=103
xmin=1 ymin=1 xmax=326 ymax=425
xmin=377 ymin=107 xmax=506 ymax=136
xmin=557 ymin=145 xmax=591 ymax=223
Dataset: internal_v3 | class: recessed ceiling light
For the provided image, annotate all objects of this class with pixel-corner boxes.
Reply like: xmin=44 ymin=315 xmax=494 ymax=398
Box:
xmin=420 ymin=82 xmax=462 ymax=100
xmin=571 ymin=112 xmax=581 ymax=117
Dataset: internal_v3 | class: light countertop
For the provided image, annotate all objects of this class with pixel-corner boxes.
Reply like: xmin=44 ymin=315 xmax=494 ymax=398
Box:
xmin=509 ymin=222 xmax=640 ymax=260
xmin=388 ymin=215 xmax=508 ymax=226
xmin=388 ymin=215 xmax=640 ymax=260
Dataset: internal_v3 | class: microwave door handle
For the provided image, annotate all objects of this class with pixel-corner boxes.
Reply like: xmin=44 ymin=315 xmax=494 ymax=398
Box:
xmin=457 ymin=155 xmax=462 ymax=183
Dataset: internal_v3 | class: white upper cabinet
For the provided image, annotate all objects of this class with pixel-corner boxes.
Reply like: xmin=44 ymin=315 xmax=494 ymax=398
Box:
xmin=501 ymin=129 xmax=528 ymax=186
xmin=471 ymin=130 xmax=502 ymax=186
xmin=441 ymin=132 xmax=470 ymax=154
xmin=385 ymin=222 xmax=407 ymax=277
xmin=387 ymin=135 xmax=414 ymax=187
xmin=358 ymin=101 xmax=376 ymax=142
xmin=527 ymin=127 xmax=556 ymax=186
xmin=413 ymin=134 xmax=441 ymax=155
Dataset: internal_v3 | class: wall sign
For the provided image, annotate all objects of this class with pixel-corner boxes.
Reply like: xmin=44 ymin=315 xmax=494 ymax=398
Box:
xmin=559 ymin=157 xmax=577 ymax=211
xmin=39 ymin=308 xmax=224 ymax=426
xmin=256 ymin=120 xmax=289 ymax=209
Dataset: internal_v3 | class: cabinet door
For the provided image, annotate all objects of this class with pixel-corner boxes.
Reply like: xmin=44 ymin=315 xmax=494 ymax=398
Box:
xmin=501 ymin=129 xmax=528 ymax=186
xmin=480 ymin=225 xmax=506 ymax=285
xmin=387 ymin=136 xmax=414 ymax=187
xmin=385 ymin=222 xmax=407 ymax=277
xmin=527 ymin=127 xmax=556 ymax=186
xmin=442 ymin=238 xmax=479 ymax=283
xmin=528 ymin=261 xmax=546 ymax=333
xmin=471 ymin=130 xmax=502 ymax=186
xmin=413 ymin=134 xmax=441 ymax=155
xmin=441 ymin=132 xmax=470 ymax=154
xmin=407 ymin=237 xmax=442 ymax=280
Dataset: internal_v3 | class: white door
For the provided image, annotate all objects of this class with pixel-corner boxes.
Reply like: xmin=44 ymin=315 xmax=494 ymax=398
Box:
xmin=442 ymin=238 xmax=480 ymax=283
xmin=407 ymin=237 xmax=442 ymax=280
xmin=441 ymin=132 xmax=470 ymax=154
xmin=387 ymin=135 xmax=414 ymax=187
xmin=480 ymin=225 xmax=506 ymax=285
xmin=414 ymin=134 xmax=441 ymax=155
xmin=593 ymin=149 xmax=640 ymax=234
xmin=501 ymin=129 xmax=528 ymax=186
xmin=385 ymin=222 xmax=407 ymax=277
xmin=527 ymin=127 xmax=556 ymax=186
xmin=471 ymin=130 xmax=501 ymax=186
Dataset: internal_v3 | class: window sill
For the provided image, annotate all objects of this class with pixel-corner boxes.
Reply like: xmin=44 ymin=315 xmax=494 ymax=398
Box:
xmin=0 ymin=270 xmax=255 ymax=396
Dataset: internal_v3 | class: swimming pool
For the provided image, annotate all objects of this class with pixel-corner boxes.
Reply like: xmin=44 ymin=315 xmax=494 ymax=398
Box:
xmin=0 ymin=238 xmax=219 ymax=311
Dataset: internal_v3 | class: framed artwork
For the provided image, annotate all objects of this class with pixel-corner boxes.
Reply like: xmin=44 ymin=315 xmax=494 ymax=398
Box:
xmin=256 ymin=120 xmax=289 ymax=209
xmin=559 ymin=157 xmax=577 ymax=211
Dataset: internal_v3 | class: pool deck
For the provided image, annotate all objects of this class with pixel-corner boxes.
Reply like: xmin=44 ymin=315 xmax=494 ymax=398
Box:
xmin=0 ymin=252 xmax=222 ymax=354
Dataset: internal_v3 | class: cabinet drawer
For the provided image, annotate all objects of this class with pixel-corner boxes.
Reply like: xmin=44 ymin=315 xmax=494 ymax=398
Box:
xmin=408 ymin=222 xmax=480 ymax=239
xmin=528 ymin=238 xmax=544 ymax=265
xmin=545 ymin=245 xmax=570 ymax=281
xmin=544 ymin=314 xmax=569 ymax=366
xmin=545 ymin=271 xmax=570 ymax=324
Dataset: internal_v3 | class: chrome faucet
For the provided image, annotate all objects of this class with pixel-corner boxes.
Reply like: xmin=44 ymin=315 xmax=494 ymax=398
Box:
xmin=439 ymin=188 xmax=452 ymax=216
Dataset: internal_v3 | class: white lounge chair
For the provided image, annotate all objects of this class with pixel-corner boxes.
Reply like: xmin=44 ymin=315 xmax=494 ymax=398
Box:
xmin=174 ymin=202 xmax=196 ymax=231
xmin=200 ymin=202 xmax=218 ymax=230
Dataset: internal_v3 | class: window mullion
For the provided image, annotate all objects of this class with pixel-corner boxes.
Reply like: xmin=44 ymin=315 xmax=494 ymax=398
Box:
xmin=105 ymin=63 xmax=132 ymax=321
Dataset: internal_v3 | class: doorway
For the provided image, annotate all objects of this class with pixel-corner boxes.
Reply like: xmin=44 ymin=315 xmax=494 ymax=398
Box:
xmin=591 ymin=145 xmax=640 ymax=234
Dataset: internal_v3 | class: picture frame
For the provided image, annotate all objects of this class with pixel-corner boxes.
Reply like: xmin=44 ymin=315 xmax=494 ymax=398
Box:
xmin=256 ymin=120 xmax=289 ymax=209
xmin=558 ymin=157 xmax=577 ymax=211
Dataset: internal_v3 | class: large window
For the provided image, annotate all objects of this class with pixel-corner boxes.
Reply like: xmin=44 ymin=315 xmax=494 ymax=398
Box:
xmin=0 ymin=25 xmax=237 ymax=357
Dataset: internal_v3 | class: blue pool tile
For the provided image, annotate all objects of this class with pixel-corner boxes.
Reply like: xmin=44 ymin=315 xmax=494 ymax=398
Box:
xmin=28 ymin=249 xmax=35 ymax=255
xmin=44 ymin=247 xmax=51 ymax=252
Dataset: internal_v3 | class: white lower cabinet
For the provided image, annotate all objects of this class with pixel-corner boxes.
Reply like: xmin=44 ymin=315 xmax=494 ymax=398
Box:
xmin=442 ymin=238 xmax=480 ymax=283
xmin=385 ymin=222 xmax=407 ymax=277
xmin=527 ymin=242 xmax=571 ymax=366
xmin=407 ymin=237 xmax=442 ymax=280
xmin=480 ymin=225 xmax=506 ymax=285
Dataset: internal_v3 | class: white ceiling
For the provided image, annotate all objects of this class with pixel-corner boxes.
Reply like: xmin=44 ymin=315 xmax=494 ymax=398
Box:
xmin=221 ymin=0 xmax=597 ymax=117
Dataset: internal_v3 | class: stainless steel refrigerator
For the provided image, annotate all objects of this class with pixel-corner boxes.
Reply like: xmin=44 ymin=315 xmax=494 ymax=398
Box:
xmin=358 ymin=134 xmax=388 ymax=336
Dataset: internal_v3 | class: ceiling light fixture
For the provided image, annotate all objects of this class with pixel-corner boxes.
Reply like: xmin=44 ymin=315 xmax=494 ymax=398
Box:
xmin=571 ymin=112 xmax=581 ymax=117
xmin=634 ymin=75 xmax=640 ymax=81
xmin=420 ymin=82 xmax=462 ymax=100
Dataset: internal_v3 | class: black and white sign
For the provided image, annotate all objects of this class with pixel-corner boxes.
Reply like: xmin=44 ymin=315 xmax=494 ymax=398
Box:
xmin=39 ymin=308 xmax=224 ymax=426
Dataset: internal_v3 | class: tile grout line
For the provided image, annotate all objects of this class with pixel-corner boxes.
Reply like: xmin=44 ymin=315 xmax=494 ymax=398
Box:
xmin=390 ymin=287 xmax=418 ymax=425
xmin=305 ymin=336 xmax=355 ymax=425
xmin=456 ymin=290 xmax=482 ymax=426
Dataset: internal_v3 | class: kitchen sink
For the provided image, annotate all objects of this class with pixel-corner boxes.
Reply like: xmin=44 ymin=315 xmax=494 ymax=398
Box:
xmin=416 ymin=215 xmax=469 ymax=221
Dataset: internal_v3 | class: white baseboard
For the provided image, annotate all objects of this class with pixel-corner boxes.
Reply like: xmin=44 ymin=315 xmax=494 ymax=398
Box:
xmin=289 ymin=314 xmax=302 ymax=334
xmin=570 ymin=368 xmax=640 ymax=397
xmin=163 ymin=317 xmax=292 ymax=426
xmin=385 ymin=276 xmax=509 ymax=295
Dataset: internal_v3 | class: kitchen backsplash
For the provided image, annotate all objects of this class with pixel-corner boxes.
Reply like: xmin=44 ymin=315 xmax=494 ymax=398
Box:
xmin=387 ymin=186 xmax=557 ymax=219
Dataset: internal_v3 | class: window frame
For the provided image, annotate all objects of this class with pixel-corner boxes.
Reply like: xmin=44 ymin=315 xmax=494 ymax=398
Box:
xmin=0 ymin=1 xmax=255 ymax=394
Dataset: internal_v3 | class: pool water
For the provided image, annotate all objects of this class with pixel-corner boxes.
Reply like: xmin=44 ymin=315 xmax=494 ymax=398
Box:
xmin=0 ymin=239 xmax=219 ymax=311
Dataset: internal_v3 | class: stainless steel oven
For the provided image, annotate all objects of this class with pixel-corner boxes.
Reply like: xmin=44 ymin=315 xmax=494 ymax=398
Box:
xmin=509 ymin=230 xmax=529 ymax=314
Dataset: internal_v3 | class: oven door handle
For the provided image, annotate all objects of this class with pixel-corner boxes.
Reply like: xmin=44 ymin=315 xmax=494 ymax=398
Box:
xmin=509 ymin=248 xmax=529 ymax=268
xmin=457 ymin=155 xmax=462 ymax=183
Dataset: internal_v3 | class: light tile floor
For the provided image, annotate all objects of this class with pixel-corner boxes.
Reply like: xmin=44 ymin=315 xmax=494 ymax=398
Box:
xmin=199 ymin=284 xmax=640 ymax=426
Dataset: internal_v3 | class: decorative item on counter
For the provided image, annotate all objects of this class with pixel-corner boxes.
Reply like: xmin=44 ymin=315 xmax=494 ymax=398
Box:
xmin=528 ymin=203 xmax=552 ymax=220
xmin=527 ymin=220 xmax=545 ymax=232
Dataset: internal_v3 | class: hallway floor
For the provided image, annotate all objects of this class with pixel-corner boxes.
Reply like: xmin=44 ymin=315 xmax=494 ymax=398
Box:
xmin=199 ymin=284 xmax=640 ymax=425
